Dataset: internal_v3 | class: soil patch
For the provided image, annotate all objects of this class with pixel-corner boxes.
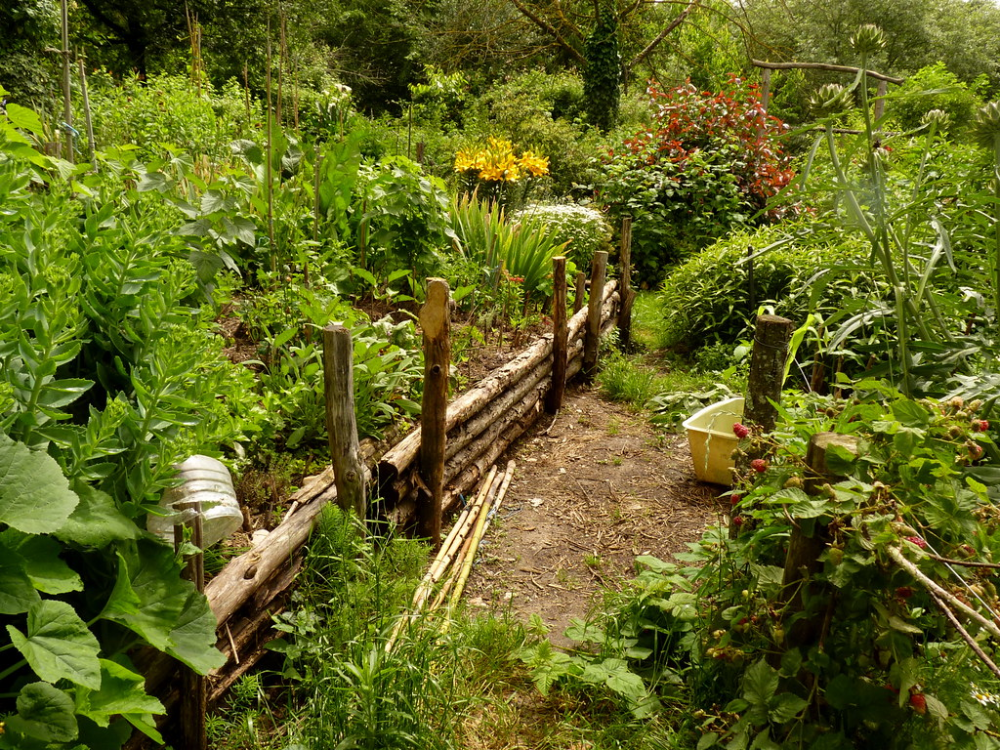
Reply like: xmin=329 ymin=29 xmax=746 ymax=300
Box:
xmin=464 ymin=384 xmax=726 ymax=647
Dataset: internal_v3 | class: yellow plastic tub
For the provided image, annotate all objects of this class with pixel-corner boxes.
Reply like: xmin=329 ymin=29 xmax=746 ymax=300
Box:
xmin=682 ymin=397 xmax=745 ymax=486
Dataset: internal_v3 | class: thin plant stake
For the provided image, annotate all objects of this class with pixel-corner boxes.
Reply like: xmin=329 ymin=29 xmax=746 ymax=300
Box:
xmin=413 ymin=466 xmax=497 ymax=610
xmin=432 ymin=461 xmax=515 ymax=614
xmin=387 ymin=466 xmax=498 ymax=650
xmin=446 ymin=460 xmax=516 ymax=617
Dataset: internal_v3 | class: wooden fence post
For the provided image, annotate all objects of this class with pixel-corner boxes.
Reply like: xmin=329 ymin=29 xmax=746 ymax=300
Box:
xmin=617 ymin=216 xmax=635 ymax=351
xmin=546 ymin=256 xmax=568 ymax=414
xmin=745 ymin=314 xmax=793 ymax=432
xmin=780 ymin=433 xmax=858 ymax=650
xmin=178 ymin=508 xmax=207 ymax=750
xmin=573 ymin=271 xmax=586 ymax=314
xmin=583 ymin=251 xmax=608 ymax=379
xmin=322 ymin=323 xmax=367 ymax=519
xmin=419 ymin=278 xmax=451 ymax=545
xmin=874 ymin=79 xmax=888 ymax=123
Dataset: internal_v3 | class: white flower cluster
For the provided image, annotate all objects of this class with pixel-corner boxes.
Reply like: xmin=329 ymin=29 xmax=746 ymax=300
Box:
xmin=512 ymin=203 xmax=612 ymax=268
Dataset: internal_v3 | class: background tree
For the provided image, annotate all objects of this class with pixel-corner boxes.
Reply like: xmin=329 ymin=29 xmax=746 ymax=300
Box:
xmin=0 ymin=0 xmax=60 ymax=106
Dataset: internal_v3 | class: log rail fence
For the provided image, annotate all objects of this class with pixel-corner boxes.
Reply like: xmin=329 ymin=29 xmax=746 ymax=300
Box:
xmin=129 ymin=230 xmax=634 ymax=747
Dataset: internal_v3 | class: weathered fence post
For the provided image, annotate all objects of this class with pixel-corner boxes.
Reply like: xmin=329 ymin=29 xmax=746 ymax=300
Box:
xmin=582 ymin=251 xmax=608 ymax=379
xmin=745 ymin=314 xmax=794 ymax=432
xmin=573 ymin=271 xmax=586 ymax=314
xmin=874 ymin=79 xmax=888 ymax=123
xmin=546 ymin=256 xmax=568 ymax=414
xmin=59 ymin=0 xmax=74 ymax=162
xmin=730 ymin=314 xmax=794 ymax=538
xmin=322 ymin=323 xmax=367 ymax=519
xmin=617 ymin=216 xmax=635 ymax=351
xmin=419 ymin=279 xmax=451 ymax=545
xmin=780 ymin=433 xmax=858 ymax=650
xmin=178 ymin=508 xmax=207 ymax=750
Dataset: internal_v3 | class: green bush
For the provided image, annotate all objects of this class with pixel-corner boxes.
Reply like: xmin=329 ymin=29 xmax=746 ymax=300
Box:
xmin=84 ymin=72 xmax=258 ymax=160
xmin=887 ymin=62 xmax=985 ymax=138
xmin=598 ymin=76 xmax=796 ymax=282
xmin=465 ymin=69 xmax=605 ymax=197
xmin=512 ymin=202 xmax=611 ymax=271
xmin=658 ymin=221 xmax=883 ymax=350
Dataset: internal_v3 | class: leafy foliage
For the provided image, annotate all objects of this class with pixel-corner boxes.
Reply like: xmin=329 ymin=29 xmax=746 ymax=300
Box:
xmin=598 ymin=75 xmax=796 ymax=280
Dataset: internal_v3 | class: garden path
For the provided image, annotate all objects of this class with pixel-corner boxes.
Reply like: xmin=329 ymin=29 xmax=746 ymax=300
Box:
xmin=464 ymin=383 xmax=724 ymax=647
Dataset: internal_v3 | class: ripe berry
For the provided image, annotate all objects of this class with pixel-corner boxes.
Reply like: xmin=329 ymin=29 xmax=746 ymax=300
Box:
xmin=973 ymin=419 xmax=990 ymax=432
xmin=733 ymin=515 xmax=744 ymax=527
xmin=733 ymin=422 xmax=750 ymax=439
xmin=896 ymin=586 xmax=914 ymax=599
xmin=730 ymin=493 xmax=741 ymax=506
xmin=905 ymin=536 xmax=929 ymax=550
xmin=750 ymin=458 xmax=768 ymax=473
xmin=909 ymin=693 xmax=927 ymax=715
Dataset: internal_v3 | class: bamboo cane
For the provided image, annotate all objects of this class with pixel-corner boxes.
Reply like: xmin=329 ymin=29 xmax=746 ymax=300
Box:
xmin=446 ymin=460 xmax=516 ymax=616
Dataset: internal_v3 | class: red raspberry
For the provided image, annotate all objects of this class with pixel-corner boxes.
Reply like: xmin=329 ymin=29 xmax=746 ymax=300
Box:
xmin=733 ymin=422 xmax=750 ymax=439
xmin=730 ymin=493 xmax=741 ymax=506
xmin=732 ymin=516 xmax=744 ymax=527
xmin=973 ymin=420 xmax=990 ymax=432
xmin=905 ymin=536 xmax=928 ymax=549
xmin=750 ymin=459 xmax=768 ymax=473
xmin=896 ymin=586 xmax=914 ymax=599
xmin=909 ymin=693 xmax=927 ymax=714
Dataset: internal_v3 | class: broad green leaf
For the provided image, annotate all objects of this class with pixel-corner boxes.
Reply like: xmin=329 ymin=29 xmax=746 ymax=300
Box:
xmin=136 ymin=171 xmax=169 ymax=193
xmin=890 ymin=399 xmax=931 ymax=429
xmin=8 ymin=599 xmax=102 ymax=689
xmin=769 ymin=692 xmax=809 ymax=722
xmin=924 ymin=693 xmax=948 ymax=721
xmin=825 ymin=443 xmax=858 ymax=475
xmin=102 ymin=540 xmax=225 ymax=673
xmin=0 ymin=433 xmax=79 ymax=534
xmin=76 ymin=659 xmax=165 ymax=728
xmin=55 ymin=484 xmax=141 ymax=548
xmin=16 ymin=536 xmax=83 ymax=594
xmin=698 ymin=732 xmax=720 ymax=750
xmin=0 ymin=540 xmax=41 ymax=614
xmin=8 ymin=682 xmax=78 ymax=743
xmin=743 ymin=659 xmax=779 ymax=709
xmin=5 ymin=103 xmax=45 ymax=135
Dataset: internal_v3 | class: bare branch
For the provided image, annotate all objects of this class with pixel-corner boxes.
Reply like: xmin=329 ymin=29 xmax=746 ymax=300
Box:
xmin=508 ymin=0 xmax=587 ymax=64
xmin=752 ymin=60 xmax=904 ymax=85
xmin=930 ymin=591 xmax=1000 ymax=681
xmin=627 ymin=0 xmax=702 ymax=72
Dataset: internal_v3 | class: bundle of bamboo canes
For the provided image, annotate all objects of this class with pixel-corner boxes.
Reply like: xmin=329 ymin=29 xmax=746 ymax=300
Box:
xmin=387 ymin=460 xmax=516 ymax=650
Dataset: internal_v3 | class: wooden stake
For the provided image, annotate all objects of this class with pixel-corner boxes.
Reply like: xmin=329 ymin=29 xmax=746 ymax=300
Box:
xmin=59 ymin=0 xmax=74 ymax=163
xmin=780 ymin=433 xmax=857 ymax=650
xmin=419 ymin=279 xmax=451 ymax=545
xmin=265 ymin=25 xmax=275 ymax=272
xmin=546 ymin=256 xmax=568 ymax=414
xmin=617 ymin=216 xmax=635 ymax=351
xmin=745 ymin=314 xmax=793 ymax=433
xmin=583 ymin=251 xmax=609 ymax=379
xmin=573 ymin=270 xmax=586 ymax=313
xmin=760 ymin=67 xmax=772 ymax=115
xmin=322 ymin=323 xmax=366 ymax=519
xmin=179 ymin=507 xmax=207 ymax=750
xmin=874 ymin=78 xmax=888 ymax=123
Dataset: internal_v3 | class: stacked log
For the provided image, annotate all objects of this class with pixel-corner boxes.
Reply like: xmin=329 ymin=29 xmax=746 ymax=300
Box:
xmin=130 ymin=278 xmax=620 ymax=746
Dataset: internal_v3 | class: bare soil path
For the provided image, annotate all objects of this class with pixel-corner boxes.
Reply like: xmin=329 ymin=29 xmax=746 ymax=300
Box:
xmin=464 ymin=383 xmax=726 ymax=647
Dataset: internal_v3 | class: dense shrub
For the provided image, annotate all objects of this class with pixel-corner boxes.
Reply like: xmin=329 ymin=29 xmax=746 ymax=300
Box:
xmin=465 ymin=69 xmax=606 ymax=197
xmin=512 ymin=203 xmax=611 ymax=271
xmin=84 ymin=72 xmax=258 ymax=160
xmin=887 ymin=62 xmax=985 ymax=138
xmin=598 ymin=76 xmax=796 ymax=282
xmin=658 ymin=221 xmax=884 ymax=349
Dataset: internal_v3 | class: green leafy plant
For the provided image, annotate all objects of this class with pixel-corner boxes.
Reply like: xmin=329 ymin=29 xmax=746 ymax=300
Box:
xmin=598 ymin=75 xmax=796 ymax=281
xmin=512 ymin=202 xmax=612 ymax=272
xmin=529 ymin=387 xmax=1000 ymax=748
